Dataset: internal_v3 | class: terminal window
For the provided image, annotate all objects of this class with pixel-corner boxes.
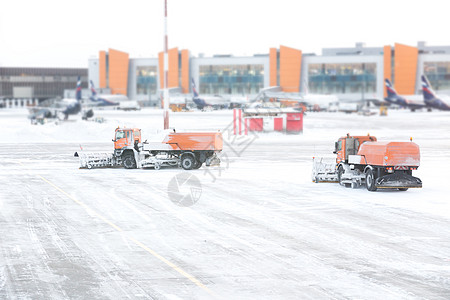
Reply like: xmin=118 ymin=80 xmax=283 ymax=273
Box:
xmin=199 ymin=64 xmax=264 ymax=95
xmin=308 ymin=63 xmax=376 ymax=94
xmin=136 ymin=66 xmax=157 ymax=95
xmin=424 ymin=62 xmax=450 ymax=91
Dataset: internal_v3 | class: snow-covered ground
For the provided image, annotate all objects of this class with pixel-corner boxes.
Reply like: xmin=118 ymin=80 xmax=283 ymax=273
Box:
xmin=0 ymin=108 xmax=449 ymax=299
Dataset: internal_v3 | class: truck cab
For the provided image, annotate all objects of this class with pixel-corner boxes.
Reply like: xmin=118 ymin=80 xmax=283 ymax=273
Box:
xmin=334 ymin=134 xmax=376 ymax=164
xmin=114 ymin=128 xmax=141 ymax=150
xmin=113 ymin=127 xmax=142 ymax=168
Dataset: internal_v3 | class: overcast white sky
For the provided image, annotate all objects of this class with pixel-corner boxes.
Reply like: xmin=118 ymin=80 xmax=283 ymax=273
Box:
xmin=0 ymin=0 xmax=448 ymax=68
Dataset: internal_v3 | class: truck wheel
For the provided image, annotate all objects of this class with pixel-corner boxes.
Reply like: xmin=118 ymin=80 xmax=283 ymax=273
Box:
xmin=398 ymin=188 xmax=408 ymax=191
xmin=181 ymin=155 xmax=195 ymax=170
xmin=123 ymin=153 xmax=137 ymax=169
xmin=193 ymin=161 xmax=202 ymax=169
xmin=337 ymin=166 xmax=344 ymax=186
xmin=365 ymin=169 xmax=377 ymax=191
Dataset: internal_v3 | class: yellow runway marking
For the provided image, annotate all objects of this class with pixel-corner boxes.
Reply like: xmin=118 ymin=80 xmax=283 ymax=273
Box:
xmin=35 ymin=173 xmax=213 ymax=296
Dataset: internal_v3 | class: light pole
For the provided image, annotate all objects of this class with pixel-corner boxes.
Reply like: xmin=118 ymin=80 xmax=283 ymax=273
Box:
xmin=163 ymin=0 xmax=169 ymax=129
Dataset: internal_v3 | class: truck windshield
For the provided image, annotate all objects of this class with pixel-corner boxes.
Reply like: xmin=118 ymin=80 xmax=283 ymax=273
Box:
xmin=115 ymin=131 xmax=125 ymax=140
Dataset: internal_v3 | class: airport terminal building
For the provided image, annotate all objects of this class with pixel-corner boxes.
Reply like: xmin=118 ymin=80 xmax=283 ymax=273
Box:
xmin=0 ymin=67 xmax=87 ymax=101
xmin=2 ymin=42 xmax=450 ymax=107
xmin=87 ymin=42 xmax=450 ymax=103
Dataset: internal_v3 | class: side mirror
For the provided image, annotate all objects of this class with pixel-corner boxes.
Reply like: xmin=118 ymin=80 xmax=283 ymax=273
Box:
xmin=112 ymin=139 xmax=115 ymax=142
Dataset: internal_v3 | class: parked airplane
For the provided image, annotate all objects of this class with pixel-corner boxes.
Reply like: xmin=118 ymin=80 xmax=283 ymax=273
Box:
xmin=302 ymin=93 xmax=339 ymax=111
xmin=421 ymin=75 xmax=450 ymax=111
xmin=191 ymin=79 xmax=230 ymax=110
xmin=229 ymin=95 xmax=249 ymax=108
xmin=28 ymin=76 xmax=87 ymax=121
xmin=302 ymin=80 xmax=341 ymax=110
xmin=159 ymin=87 xmax=193 ymax=111
xmin=87 ymin=80 xmax=129 ymax=107
xmin=384 ymin=78 xmax=425 ymax=110
xmin=249 ymin=84 xmax=338 ymax=111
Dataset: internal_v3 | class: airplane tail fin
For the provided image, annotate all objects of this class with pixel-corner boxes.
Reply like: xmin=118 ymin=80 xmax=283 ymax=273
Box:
xmin=90 ymin=80 xmax=97 ymax=97
xmin=76 ymin=76 xmax=82 ymax=101
xmin=191 ymin=78 xmax=200 ymax=98
xmin=421 ymin=75 xmax=436 ymax=101
xmin=384 ymin=79 xmax=398 ymax=98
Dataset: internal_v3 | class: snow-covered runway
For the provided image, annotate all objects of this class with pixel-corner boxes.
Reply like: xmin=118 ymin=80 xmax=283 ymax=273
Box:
xmin=1 ymin=109 xmax=449 ymax=299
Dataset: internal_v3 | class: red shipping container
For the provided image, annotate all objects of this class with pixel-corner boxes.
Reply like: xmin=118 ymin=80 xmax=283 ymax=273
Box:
xmin=286 ymin=113 xmax=303 ymax=133
xmin=248 ymin=118 xmax=263 ymax=132
xmin=274 ymin=117 xmax=283 ymax=131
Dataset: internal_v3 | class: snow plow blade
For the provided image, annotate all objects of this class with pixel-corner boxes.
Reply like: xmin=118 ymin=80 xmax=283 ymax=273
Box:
xmin=375 ymin=172 xmax=422 ymax=189
xmin=311 ymin=157 xmax=338 ymax=183
xmin=77 ymin=152 xmax=118 ymax=169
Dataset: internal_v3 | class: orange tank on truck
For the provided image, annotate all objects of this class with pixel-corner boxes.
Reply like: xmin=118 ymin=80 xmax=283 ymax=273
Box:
xmin=355 ymin=141 xmax=420 ymax=167
xmin=162 ymin=132 xmax=223 ymax=151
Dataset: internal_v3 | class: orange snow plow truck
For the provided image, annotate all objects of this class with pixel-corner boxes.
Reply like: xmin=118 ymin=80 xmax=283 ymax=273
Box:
xmin=75 ymin=127 xmax=222 ymax=170
xmin=312 ymin=134 xmax=422 ymax=191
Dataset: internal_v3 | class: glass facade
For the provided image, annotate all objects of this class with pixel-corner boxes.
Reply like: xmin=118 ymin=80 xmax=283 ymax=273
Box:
xmin=136 ymin=66 xmax=157 ymax=95
xmin=423 ymin=62 xmax=450 ymax=91
xmin=0 ymin=67 xmax=87 ymax=99
xmin=199 ymin=64 xmax=264 ymax=94
xmin=308 ymin=63 xmax=376 ymax=94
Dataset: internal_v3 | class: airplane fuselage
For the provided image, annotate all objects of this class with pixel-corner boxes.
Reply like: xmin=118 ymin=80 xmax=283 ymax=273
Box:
xmin=424 ymin=97 xmax=450 ymax=110
xmin=193 ymin=96 xmax=229 ymax=110
xmin=421 ymin=75 xmax=450 ymax=111
xmin=384 ymin=95 xmax=425 ymax=109
xmin=88 ymin=94 xmax=128 ymax=107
